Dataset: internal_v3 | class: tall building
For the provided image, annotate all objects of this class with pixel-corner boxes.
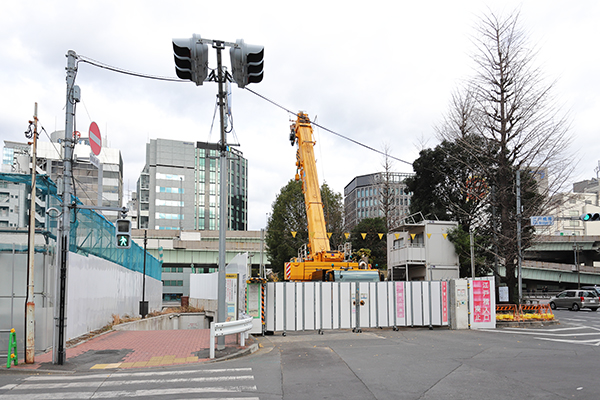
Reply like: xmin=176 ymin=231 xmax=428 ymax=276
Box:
xmin=35 ymin=131 xmax=124 ymax=221
xmin=344 ymin=172 xmax=414 ymax=231
xmin=137 ymin=139 xmax=248 ymax=231
xmin=2 ymin=134 xmax=123 ymax=226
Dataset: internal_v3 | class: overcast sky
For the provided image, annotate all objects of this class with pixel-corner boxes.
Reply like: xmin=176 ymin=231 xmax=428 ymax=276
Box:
xmin=1 ymin=1 xmax=599 ymax=230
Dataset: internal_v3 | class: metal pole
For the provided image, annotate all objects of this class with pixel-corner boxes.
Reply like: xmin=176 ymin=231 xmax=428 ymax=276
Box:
xmin=142 ymin=230 xmax=147 ymax=317
xmin=25 ymin=102 xmax=39 ymax=363
xmin=259 ymin=228 xmax=265 ymax=279
xmin=53 ymin=50 xmax=77 ymax=365
xmin=516 ymin=170 xmax=522 ymax=304
xmin=469 ymin=228 xmax=475 ymax=278
xmin=215 ymin=41 xmax=228 ymax=349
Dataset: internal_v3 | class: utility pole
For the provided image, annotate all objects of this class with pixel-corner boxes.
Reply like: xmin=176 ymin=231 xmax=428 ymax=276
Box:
xmin=516 ymin=170 xmax=523 ymax=304
xmin=53 ymin=50 xmax=78 ymax=365
xmin=215 ymin=41 xmax=228 ymax=349
xmin=25 ymin=102 xmax=39 ymax=363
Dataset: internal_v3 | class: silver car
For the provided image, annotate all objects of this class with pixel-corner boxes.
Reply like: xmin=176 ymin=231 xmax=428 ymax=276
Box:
xmin=549 ymin=290 xmax=599 ymax=311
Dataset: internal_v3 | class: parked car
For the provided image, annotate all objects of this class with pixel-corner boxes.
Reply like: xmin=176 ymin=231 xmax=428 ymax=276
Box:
xmin=581 ymin=286 xmax=600 ymax=297
xmin=549 ymin=290 xmax=599 ymax=311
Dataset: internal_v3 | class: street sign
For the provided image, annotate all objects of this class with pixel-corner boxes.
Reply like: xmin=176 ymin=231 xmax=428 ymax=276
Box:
xmin=530 ymin=216 xmax=554 ymax=226
xmin=89 ymin=153 xmax=100 ymax=168
xmin=89 ymin=122 xmax=102 ymax=156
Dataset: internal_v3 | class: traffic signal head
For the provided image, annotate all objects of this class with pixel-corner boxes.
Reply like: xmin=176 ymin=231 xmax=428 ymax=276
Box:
xmin=580 ymin=213 xmax=600 ymax=221
xmin=229 ymin=39 xmax=264 ymax=88
xmin=116 ymin=219 xmax=132 ymax=249
xmin=172 ymin=33 xmax=209 ymax=85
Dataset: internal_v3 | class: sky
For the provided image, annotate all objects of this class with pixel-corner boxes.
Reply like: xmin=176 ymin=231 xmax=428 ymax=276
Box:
xmin=1 ymin=1 xmax=599 ymax=230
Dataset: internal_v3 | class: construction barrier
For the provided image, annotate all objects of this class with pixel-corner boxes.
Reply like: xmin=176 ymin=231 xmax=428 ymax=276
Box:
xmin=496 ymin=304 xmax=554 ymax=322
xmin=518 ymin=303 xmax=554 ymax=321
xmin=6 ymin=328 xmax=18 ymax=368
xmin=495 ymin=304 xmax=518 ymax=321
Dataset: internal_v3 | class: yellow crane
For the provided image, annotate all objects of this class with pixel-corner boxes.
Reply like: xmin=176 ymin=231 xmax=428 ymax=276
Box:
xmin=285 ymin=112 xmax=380 ymax=282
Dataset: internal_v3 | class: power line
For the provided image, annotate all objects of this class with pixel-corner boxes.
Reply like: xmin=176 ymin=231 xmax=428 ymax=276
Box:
xmin=76 ymin=54 xmax=413 ymax=166
xmin=243 ymin=87 xmax=413 ymax=166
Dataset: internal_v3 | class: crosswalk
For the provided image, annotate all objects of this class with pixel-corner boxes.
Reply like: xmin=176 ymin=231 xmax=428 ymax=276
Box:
xmin=487 ymin=325 xmax=600 ymax=346
xmin=0 ymin=367 xmax=259 ymax=399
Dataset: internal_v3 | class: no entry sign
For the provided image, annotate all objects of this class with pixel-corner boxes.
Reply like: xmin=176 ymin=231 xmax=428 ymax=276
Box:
xmin=89 ymin=122 xmax=102 ymax=156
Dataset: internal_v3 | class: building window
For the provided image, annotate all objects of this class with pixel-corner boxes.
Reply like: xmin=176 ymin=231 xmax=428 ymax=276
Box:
xmin=162 ymin=280 xmax=184 ymax=286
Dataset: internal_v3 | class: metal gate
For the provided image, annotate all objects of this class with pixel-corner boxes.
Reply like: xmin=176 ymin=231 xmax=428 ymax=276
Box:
xmin=265 ymin=281 xmax=449 ymax=334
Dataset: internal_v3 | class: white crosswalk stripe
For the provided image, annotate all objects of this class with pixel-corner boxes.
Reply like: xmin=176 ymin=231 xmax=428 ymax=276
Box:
xmin=0 ymin=367 xmax=260 ymax=400
xmin=483 ymin=325 xmax=600 ymax=346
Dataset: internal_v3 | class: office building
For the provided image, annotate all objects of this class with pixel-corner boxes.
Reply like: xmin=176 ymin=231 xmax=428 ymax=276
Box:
xmin=344 ymin=172 xmax=414 ymax=231
xmin=137 ymin=139 xmax=248 ymax=231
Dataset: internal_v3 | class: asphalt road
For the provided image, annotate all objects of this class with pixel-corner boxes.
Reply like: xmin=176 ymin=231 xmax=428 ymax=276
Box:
xmin=2 ymin=312 xmax=600 ymax=399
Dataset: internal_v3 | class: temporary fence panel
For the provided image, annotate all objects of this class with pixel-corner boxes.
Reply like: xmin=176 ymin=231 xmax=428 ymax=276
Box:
xmin=265 ymin=281 xmax=449 ymax=334
xmin=468 ymin=277 xmax=496 ymax=329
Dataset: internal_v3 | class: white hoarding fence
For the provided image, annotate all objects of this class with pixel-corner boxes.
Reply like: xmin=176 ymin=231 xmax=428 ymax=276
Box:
xmin=265 ymin=281 xmax=450 ymax=334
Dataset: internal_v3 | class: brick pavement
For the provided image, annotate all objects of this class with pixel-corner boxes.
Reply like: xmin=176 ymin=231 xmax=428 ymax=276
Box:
xmin=9 ymin=329 xmax=249 ymax=371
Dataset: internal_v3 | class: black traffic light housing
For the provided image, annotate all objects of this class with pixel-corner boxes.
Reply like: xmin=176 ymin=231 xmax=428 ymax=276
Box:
xmin=172 ymin=33 xmax=209 ymax=85
xmin=580 ymin=213 xmax=600 ymax=221
xmin=229 ymin=39 xmax=264 ymax=88
xmin=116 ymin=219 xmax=132 ymax=249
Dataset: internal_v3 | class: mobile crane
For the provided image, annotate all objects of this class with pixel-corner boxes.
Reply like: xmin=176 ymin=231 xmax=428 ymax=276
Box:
xmin=284 ymin=112 xmax=381 ymax=282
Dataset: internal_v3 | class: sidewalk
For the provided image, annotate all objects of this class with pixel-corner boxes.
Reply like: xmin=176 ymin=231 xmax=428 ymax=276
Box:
xmin=4 ymin=329 xmax=256 ymax=373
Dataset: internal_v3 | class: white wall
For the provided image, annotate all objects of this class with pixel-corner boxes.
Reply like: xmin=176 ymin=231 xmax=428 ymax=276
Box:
xmin=67 ymin=253 xmax=162 ymax=340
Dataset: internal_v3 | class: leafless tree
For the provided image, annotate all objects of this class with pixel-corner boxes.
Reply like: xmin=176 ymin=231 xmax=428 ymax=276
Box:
xmin=376 ymin=143 xmax=398 ymax=230
xmin=436 ymin=10 xmax=574 ymax=301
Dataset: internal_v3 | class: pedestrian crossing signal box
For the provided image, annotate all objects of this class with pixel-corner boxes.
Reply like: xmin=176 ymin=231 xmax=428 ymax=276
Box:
xmin=116 ymin=219 xmax=132 ymax=249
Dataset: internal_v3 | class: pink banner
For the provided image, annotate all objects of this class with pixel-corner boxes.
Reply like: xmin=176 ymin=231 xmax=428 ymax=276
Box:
xmin=472 ymin=280 xmax=492 ymax=323
xmin=442 ymin=281 xmax=448 ymax=323
xmin=395 ymin=282 xmax=405 ymax=319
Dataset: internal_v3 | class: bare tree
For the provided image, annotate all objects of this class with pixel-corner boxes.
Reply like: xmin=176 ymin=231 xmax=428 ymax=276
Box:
xmin=376 ymin=143 xmax=398 ymax=230
xmin=436 ymin=10 xmax=574 ymax=301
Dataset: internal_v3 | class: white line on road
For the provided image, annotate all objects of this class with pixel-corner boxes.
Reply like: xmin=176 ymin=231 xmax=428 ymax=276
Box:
xmin=12 ymin=375 xmax=254 ymax=390
xmin=23 ymin=367 xmax=252 ymax=381
xmin=0 ymin=385 xmax=258 ymax=400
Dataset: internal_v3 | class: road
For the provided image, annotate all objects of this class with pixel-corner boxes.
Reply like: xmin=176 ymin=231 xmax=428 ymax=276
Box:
xmin=2 ymin=311 xmax=600 ymax=399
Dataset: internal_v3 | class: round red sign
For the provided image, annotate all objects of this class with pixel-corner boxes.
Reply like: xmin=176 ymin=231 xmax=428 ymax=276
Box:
xmin=89 ymin=122 xmax=102 ymax=156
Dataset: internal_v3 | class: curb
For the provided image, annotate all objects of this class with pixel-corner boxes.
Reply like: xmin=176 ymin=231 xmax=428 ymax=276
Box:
xmin=496 ymin=319 xmax=560 ymax=328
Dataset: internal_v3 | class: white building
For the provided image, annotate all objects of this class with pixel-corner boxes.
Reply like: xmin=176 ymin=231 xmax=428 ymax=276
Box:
xmin=3 ymin=132 xmax=124 ymax=222
xmin=387 ymin=219 xmax=460 ymax=281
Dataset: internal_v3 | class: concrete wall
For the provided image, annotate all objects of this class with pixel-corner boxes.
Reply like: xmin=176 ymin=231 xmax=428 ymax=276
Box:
xmin=67 ymin=253 xmax=162 ymax=340
xmin=113 ymin=313 xmax=209 ymax=331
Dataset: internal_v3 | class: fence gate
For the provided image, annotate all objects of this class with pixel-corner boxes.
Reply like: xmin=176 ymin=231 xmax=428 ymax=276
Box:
xmin=265 ymin=281 xmax=449 ymax=334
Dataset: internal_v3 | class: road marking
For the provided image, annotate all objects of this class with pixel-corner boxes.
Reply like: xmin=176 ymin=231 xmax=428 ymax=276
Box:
xmin=0 ymin=386 xmax=258 ymax=399
xmin=536 ymin=337 xmax=600 ymax=346
xmin=14 ymin=375 xmax=254 ymax=390
xmin=0 ymin=385 xmax=17 ymax=390
xmin=24 ymin=367 xmax=252 ymax=381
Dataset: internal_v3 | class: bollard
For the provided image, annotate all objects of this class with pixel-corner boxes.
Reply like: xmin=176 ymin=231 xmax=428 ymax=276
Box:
xmin=6 ymin=328 xmax=18 ymax=368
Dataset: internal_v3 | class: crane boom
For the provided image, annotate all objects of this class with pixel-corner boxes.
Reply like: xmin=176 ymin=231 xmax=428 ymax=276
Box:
xmin=292 ymin=112 xmax=336 ymax=258
xmin=285 ymin=112 xmax=380 ymax=282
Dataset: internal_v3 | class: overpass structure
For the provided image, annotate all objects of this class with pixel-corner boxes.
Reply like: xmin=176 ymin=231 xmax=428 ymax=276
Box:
xmin=520 ymin=235 xmax=600 ymax=288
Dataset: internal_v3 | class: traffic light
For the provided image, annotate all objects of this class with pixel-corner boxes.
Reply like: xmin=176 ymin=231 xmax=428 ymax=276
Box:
xmin=172 ymin=33 xmax=209 ymax=85
xmin=580 ymin=213 xmax=600 ymax=221
xmin=229 ymin=39 xmax=264 ymax=88
xmin=116 ymin=219 xmax=132 ymax=249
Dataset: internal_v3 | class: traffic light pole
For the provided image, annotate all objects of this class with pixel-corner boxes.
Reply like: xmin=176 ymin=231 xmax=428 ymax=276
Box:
xmin=215 ymin=41 xmax=228 ymax=349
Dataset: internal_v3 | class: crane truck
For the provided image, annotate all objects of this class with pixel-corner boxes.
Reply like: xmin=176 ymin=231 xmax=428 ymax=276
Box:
xmin=284 ymin=112 xmax=381 ymax=282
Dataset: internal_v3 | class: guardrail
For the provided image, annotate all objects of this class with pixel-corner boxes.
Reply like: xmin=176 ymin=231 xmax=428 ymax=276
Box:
xmin=209 ymin=316 xmax=253 ymax=359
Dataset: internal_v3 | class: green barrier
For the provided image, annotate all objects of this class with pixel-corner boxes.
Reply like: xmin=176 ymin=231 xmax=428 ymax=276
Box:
xmin=6 ymin=328 xmax=18 ymax=368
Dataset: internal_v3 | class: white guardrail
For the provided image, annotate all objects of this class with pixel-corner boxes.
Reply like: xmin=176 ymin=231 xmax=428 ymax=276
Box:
xmin=209 ymin=316 xmax=253 ymax=359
